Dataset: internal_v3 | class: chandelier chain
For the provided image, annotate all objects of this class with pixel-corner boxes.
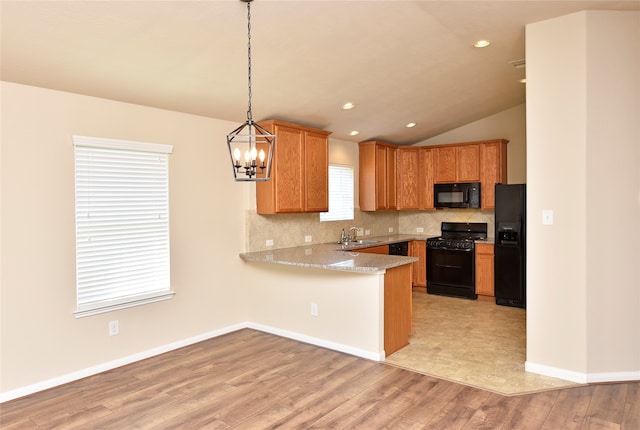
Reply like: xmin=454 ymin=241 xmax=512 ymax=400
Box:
xmin=246 ymin=1 xmax=252 ymax=122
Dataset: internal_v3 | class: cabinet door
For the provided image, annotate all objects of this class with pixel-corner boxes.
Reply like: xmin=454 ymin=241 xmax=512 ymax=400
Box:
xmin=358 ymin=142 xmax=377 ymax=211
xmin=273 ymin=125 xmax=305 ymax=212
xmin=419 ymin=148 xmax=434 ymax=210
xmin=480 ymin=141 xmax=508 ymax=209
xmin=410 ymin=240 xmax=427 ymax=287
xmin=475 ymin=243 xmax=494 ymax=296
xmin=434 ymin=146 xmax=457 ymax=183
xmin=457 ymin=144 xmax=480 ymax=182
xmin=386 ymin=146 xmax=397 ymax=210
xmin=397 ymin=148 xmax=419 ymax=210
xmin=358 ymin=245 xmax=389 ymax=254
xmin=304 ymin=130 xmax=329 ymax=212
xmin=375 ymin=145 xmax=388 ymax=209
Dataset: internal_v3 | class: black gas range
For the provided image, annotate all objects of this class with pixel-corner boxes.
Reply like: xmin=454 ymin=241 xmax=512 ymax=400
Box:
xmin=426 ymin=222 xmax=488 ymax=299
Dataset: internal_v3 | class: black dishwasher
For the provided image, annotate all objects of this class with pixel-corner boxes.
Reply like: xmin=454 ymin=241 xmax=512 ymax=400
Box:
xmin=389 ymin=241 xmax=409 ymax=256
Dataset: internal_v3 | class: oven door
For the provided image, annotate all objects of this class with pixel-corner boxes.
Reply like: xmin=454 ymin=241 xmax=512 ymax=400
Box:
xmin=427 ymin=246 xmax=477 ymax=299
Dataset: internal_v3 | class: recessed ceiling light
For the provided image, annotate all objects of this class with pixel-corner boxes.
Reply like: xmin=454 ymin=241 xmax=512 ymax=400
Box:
xmin=406 ymin=122 xmax=416 ymax=128
xmin=349 ymin=130 xmax=360 ymax=136
xmin=473 ymin=40 xmax=491 ymax=48
xmin=342 ymin=102 xmax=355 ymax=110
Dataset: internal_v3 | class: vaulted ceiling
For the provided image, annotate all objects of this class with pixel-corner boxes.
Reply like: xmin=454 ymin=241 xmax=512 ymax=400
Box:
xmin=2 ymin=1 xmax=639 ymax=145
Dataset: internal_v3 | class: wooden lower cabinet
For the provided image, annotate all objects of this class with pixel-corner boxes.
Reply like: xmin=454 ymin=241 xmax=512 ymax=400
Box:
xmin=475 ymin=243 xmax=495 ymax=298
xmin=410 ymin=240 xmax=426 ymax=288
xmin=384 ymin=263 xmax=412 ymax=355
xmin=357 ymin=245 xmax=389 ymax=255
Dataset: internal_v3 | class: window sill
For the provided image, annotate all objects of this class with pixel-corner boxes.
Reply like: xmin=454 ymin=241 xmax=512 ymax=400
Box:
xmin=74 ymin=291 xmax=176 ymax=318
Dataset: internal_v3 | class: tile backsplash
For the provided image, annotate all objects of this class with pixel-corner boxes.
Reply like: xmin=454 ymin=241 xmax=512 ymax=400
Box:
xmin=246 ymin=209 xmax=495 ymax=252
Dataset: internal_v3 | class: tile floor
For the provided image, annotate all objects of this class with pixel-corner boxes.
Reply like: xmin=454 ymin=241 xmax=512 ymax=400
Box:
xmin=385 ymin=292 xmax=582 ymax=396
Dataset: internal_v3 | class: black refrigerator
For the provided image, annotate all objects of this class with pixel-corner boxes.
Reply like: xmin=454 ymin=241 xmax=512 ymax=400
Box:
xmin=494 ymin=184 xmax=526 ymax=308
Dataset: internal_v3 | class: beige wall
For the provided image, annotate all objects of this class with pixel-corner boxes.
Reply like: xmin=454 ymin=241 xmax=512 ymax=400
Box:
xmin=244 ymin=263 xmax=385 ymax=360
xmin=526 ymin=11 xmax=640 ymax=381
xmin=0 ymin=82 xmax=249 ymax=397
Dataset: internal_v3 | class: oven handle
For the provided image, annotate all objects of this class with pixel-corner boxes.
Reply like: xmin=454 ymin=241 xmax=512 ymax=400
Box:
xmin=428 ymin=246 xmax=474 ymax=252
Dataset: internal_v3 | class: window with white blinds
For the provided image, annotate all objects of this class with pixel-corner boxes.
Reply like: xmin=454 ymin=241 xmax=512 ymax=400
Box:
xmin=320 ymin=164 xmax=354 ymax=222
xmin=73 ymin=135 xmax=174 ymax=318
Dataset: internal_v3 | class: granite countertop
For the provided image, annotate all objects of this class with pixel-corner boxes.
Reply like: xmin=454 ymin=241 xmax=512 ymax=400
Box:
xmin=239 ymin=235 xmax=424 ymax=273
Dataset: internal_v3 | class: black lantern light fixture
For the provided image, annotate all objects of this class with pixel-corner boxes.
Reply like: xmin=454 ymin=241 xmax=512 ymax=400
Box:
xmin=227 ymin=0 xmax=275 ymax=182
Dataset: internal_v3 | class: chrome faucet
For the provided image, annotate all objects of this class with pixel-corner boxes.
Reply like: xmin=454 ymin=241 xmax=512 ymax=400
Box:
xmin=348 ymin=226 xmax=359 ymax=243
xmin=339 ymin=227 xmax=359 ymax=244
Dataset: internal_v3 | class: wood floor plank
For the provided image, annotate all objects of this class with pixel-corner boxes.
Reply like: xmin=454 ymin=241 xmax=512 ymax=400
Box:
xmin=621 ymin=381 xmax=640 ymax=430
xmin=2 ymin=329 xmax=639 ymax=430
xmin=541 ymin=385 xmax=594 ymax=429
xmin=585 ymin=383 xmax=628 ymax=426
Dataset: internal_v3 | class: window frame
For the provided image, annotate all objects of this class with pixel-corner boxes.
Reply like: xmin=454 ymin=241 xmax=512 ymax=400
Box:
xmin=320 ymin=163 xmax=354 ymax=222
xmin=72 ymin=135 xmax=174 ymax=318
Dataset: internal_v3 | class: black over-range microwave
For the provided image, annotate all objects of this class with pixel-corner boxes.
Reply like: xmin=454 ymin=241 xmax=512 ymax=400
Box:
xmin=434 ymin=182 xmax=481 ymax=208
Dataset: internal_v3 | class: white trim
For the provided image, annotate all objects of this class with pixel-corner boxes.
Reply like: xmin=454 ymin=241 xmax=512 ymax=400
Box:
xmin=526 ymin=361 xmax=640 ymax=384
xmin=74 ymin=291 xmax=176 ymax=318
xmin=586 ymin=370 xmax=640 ymax=384
xmin=246 ymin=322 xmax=385 ymax=362
xmin=525 ymin=361 xmax=588 ymax=383
xmin=0 ymin=323 xmax=244 ymax=403
xmin=72 ymin=135 xmax=173 ymax=154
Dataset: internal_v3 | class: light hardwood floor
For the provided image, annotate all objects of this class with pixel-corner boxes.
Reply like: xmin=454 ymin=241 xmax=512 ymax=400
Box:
xmin=386 ymin=292 xmax=580 ymax=395
xmin=1 ymin=329 xmax=639 ymax=429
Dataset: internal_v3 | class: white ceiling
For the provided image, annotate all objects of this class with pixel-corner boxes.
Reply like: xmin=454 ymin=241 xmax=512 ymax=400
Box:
xmin=2 ymin=0 xmax=639 ymax=145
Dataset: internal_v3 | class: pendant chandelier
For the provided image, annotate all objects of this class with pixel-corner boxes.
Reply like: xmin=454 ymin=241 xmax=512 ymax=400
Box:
xmin=227 ymin=0 xmax=275 ymax=182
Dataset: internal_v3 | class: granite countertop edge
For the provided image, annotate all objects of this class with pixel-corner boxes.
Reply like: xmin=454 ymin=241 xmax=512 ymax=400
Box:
xmin=239 ymin=234 xmax=428 ymax=273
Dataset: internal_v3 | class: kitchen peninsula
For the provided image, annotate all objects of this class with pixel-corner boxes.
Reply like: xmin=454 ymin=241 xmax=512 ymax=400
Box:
xmin=239 ymin=238 xmax=418 ymax=360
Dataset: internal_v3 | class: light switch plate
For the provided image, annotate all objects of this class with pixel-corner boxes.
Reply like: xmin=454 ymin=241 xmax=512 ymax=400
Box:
xmin=304 ymin=235 xmax=312 ymax=243
xmin=542 ymin=209 xmax=554 ymax=225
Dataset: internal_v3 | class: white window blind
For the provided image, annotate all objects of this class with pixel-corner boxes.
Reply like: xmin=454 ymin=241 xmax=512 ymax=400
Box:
xmin=73 ymin=136 xmax=174 ymax=317
xmin=320 ymin=164 xmax=354 ymax=222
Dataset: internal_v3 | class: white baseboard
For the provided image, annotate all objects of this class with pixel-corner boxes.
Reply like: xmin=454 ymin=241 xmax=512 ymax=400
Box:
xmin=246 ymin=322 xmax=386 ymax=362
xmin=525 ymin=361 xmax=640 ymax=384
xmin=0 ymin=323 xmax=246 ymax=403
xmin=586 ymin=370 xmax=640 ymax=383
xmin=525 ymin=361 xmax=588 ymax=383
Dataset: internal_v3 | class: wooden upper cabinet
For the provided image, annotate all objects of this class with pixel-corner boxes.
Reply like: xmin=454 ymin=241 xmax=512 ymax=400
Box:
xmin=304 ymin=130 xmax=330 ymax=212
xmin=420 ymin=147 xmax=434 ymax=210
xmin=479 ymin=139 xmax=508 ymax=209
xmin=397 ymin=147 xmax=419 ymax=210
xmin=397 ymin=147 xmax=434 ymax=210
xmin=359 ymin=141 xmax=397 ymax=211
xmin=256 ymin=120 xmax=331 ymax=214
xmin=434 ymin=144 xmax=480 ymax=183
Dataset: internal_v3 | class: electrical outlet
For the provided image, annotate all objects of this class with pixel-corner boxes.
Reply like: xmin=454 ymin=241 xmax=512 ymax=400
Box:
xmin=305 ymin=235 xmax=312 ymax=243
xmin=388 ymin=227 xmax=394 ymax=233
xmin=311 ymin=303 xmax=318 ymax=316
xmin=357 ymin=228 xmax=364 ymax=236
xmin=365 ymin=229 xmax=370 ymax=236
xmin=417 ymin=227 xmax=424 ymax=233
xmin=266 ymin=239 xmax=274 ymax=247
xmin=109 ymin=320 xmax=119 ymax=336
